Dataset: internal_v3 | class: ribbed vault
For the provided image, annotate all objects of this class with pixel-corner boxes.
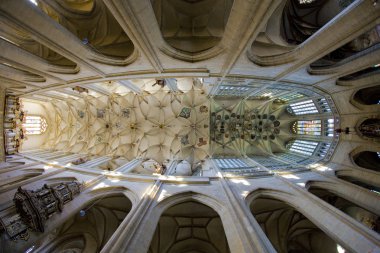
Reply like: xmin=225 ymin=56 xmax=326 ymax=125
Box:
xmin=148 ymin=201 xmax=231 ymax=253
xmin=44 ymin=79 xmax=209 ymax=169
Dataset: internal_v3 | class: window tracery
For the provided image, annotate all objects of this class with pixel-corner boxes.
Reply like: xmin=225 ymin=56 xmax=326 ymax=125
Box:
xmin=22 ymin=116 xmax=48 ymax=135
xmin=287 ymin=100 xmax=319 ymax=115
xmin=325 ymin=119 xmax=335 ymax=137
xmin=315 ymin=142 xmax=331 ymax=157
xmin=277 ymin=152 xmax=308 ymax=164
xmin=249 ymin=88 xmax=287 ymax=100
xmin=292 ymin=120 xmax=322 ymax=135
xmin=217 ymin=85 xmax=253 ymax=97
xmin=275 ymin=92 xmax=305 ymax=103
xmin=287 ymin=140 xmax=318 ymax=156
xmin=292 ymin=118 xmax=334 ymax=136
xmin=215 ymin=158 xmax=252 ymax=169
xmin=287 ymin=98 xmax=332 ymax=115
xmin=214 ymin=158 xmax=264 ymax=176
xmin=316 ymin=98 xmax=331 ymax=113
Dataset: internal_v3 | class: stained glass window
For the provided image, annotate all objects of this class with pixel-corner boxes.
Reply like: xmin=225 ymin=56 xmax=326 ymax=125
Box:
xmin=23 ymin=116 xmax=48 ymax=135
xmin=325 ymin=118 xmax=335 ymax=137
xmin=292 ymin=120 xmax=322 ymax=135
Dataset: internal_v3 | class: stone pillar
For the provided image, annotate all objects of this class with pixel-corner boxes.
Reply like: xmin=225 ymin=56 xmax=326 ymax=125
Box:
xmin=308 ymin=44 xmax=380 ymax=76
xmin=308 ymin=178 xmax=380 ymax=215
xmin=336 ymin=168 xmax=380 ymax=189
xmin=249 ymin=0 xmax=380 ymax=73
xmin=100 ymin=180 xmax=162 ymax=253
xmin=211 ymin=160 xmax=276 ymax=253
xmin=0 ymin=39 xmax=70 ymax=82
xmin=277 ymin=178 xmax=380 ymax=252
xmin=0 ymin=0 xmax=137 ymax=76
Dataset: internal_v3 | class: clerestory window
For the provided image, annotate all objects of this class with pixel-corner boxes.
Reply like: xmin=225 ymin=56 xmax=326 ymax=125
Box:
xmin=23 ymin=115 xmax=48 ymax=135
xmin=292 ymin=120 xmax=322 ymax=135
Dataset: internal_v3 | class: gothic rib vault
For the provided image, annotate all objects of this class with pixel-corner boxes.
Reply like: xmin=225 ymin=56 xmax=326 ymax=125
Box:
xmin=0 ymin=0 xmax=380 ymax=253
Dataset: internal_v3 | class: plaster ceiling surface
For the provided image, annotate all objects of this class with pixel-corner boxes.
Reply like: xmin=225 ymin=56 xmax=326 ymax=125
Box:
xmin=210 ymin=98 xmax=286 ymax=157
xmin=38 ymin=78 xmax=293 ymax=171
xmin=43 ymin=78 xmax=210 ymax=167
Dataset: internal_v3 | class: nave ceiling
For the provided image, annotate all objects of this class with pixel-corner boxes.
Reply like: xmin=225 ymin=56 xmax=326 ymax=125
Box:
xmin=0 ymin=1 xmax=379 ymax=253
xmin=35 ymin=78 xmax=299 ymax=173
xmin=43 ymin=79 xmax=210 ymax=167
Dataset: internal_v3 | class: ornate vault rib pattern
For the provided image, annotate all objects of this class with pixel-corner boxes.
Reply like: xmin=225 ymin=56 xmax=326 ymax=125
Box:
xmin=44 ymin=83 xmax=209 ymax=168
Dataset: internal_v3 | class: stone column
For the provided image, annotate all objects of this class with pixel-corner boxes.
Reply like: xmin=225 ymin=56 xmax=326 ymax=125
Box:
xmin=309 ymin=177 xmax=380 ymax=215
xmin=211 ymin=160 xmax=276 ymax=253
xmin=0 ymin=39 xmax=73 ymax=82
xmin=277 ymin=177 xmax=380 ymax=253
xmin=249 ymin=0 xmax=380 ymax=76
xmin=308 ymin=44 xmax=380 ymax=76
xmin=336 ymin=168 xmax=380 ymax=189
xmin=100 ymin=180 xmax=162 ymax=253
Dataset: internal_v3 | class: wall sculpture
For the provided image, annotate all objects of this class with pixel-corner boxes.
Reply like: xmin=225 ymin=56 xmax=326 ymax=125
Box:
xmin=0 ymin=181 xmax=82 ymax=241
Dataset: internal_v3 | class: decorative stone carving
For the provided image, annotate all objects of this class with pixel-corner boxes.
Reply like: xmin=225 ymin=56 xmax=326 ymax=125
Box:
xmin=179 ymin=107 xmax=191 ymax=118
xmin=72 ymin=157 xmax=89 ymax=165
xmin=0 ymin=214 xmax=29 ymax=241
xmin=0 ymin=182 xmax=82 ymax=241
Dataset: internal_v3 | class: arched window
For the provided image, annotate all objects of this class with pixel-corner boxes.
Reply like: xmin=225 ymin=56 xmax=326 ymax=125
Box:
xmin=217 ymin=85 xmax=254 ymax=97
xmin=292 ymin=120 xmax=321 ymax=135
xmin=286 ymin=140 xmax=318 ymax=156
xmin=287 ymin=99 xmax=318 ymax=115
xmin=287 ymin=98 xmax=332 ymax=115
xmin=214 ymin=158 xmax=260 ymax=176
xmin=292 ymin=119 xmax=334 ymax=136
xmin=22 ymin=115 xmax=48 ymax=135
